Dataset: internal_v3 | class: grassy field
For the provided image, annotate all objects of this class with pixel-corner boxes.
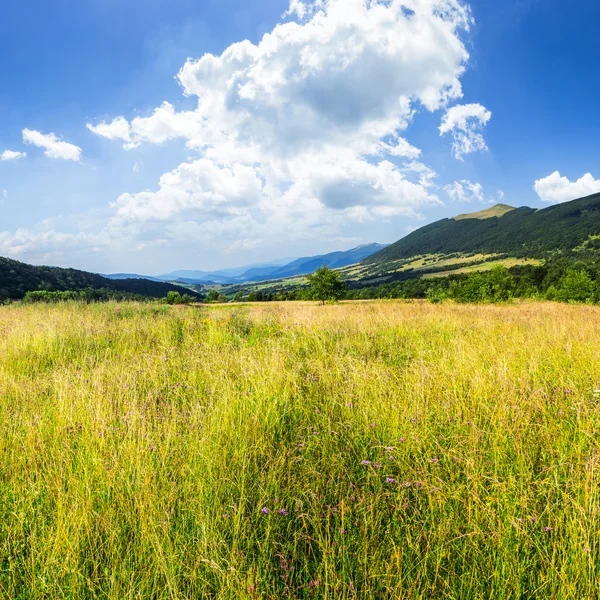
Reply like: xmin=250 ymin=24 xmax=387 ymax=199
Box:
xmin=1 ymin=300 xmax=599 ymax=599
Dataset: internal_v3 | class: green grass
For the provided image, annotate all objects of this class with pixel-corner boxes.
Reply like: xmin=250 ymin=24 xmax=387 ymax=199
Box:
xmin=0 ymin=300 xmax=599 ymax=598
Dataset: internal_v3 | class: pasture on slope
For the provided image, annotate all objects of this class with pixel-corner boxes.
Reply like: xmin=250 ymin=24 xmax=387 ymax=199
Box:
xmin=0 ymin=301 xmax=599 ymax=598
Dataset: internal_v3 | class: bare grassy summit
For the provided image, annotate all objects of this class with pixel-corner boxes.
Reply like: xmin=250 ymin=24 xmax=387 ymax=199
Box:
xmin=454 ymin=203 xmax=516 ymax=220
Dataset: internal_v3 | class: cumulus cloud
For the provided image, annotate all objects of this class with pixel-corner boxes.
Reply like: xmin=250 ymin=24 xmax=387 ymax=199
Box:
xmin=439 ymin=103 xmax=491 ymax=160
xmin=534 ymin=171 xmax=600 ymax=204
xmin=22 ymin=129 xmax=82 ymax=162
xmin=1 ymin=150 xmax=27 ymax=161
xmin=16 ymin=0 xmax=487 ymax=263
xmin=444 ymin=180 xmax=484 ymax=202
xmin=86 ymin=117 xmax=131 ymax=144
xmin=96 ymin=0 xmax=473 ymax=239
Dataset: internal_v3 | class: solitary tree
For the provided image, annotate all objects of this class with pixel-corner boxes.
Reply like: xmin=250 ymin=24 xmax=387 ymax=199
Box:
xmin=307 ymin=266 xmax=346 ymax=305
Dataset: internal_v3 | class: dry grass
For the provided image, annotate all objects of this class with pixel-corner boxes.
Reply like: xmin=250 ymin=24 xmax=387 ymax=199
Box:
xmin=0 ymin=300 xmax=599 ymax=599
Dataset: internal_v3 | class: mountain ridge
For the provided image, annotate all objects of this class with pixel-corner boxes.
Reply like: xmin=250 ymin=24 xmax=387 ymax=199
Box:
xmin=365 ymin=193 xmax=600 ymax=264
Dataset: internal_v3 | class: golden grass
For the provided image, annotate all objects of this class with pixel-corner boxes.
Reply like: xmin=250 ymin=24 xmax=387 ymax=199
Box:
xmin=0 ymin=300 xmax=599 ymax=598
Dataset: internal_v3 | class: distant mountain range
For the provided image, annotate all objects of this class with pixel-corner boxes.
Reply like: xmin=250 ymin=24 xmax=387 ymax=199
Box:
xmin=365 ymin=193 xmax=600 ymax=264
xmin=105 ymin=243 xmax=387 ymax=285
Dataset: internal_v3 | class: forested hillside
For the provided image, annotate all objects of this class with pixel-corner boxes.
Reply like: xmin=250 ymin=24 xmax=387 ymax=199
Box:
xmin=0 ymin=257 xmax=201 ymax=301
xmin=366 ymin=193 xmax=600 ymax=263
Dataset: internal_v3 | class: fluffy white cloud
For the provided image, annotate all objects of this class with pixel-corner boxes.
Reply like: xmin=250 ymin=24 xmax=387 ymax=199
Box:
xmin=95 ymin=0 xmax=473 ymax=243
xmin=22 ymin=129 xmax=82 ymax=162
xmin=444 ymin=179 xmax=484 ymax=202
xmin=439 ymin=103 xmax=491 ymax=160
xmin=534 ymin=171 xmax=600 ymax=204
xmin=19 ymin=0 xmax=487 ymax=264
xmin=86 ymin=117 xmax=131 ymax=144
xmin=1 ymin=150 xmax=27 ymax=161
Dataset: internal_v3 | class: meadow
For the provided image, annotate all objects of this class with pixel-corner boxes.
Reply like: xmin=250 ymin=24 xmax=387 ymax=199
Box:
xmin=0 ymin=300 xmax=599 ymax=599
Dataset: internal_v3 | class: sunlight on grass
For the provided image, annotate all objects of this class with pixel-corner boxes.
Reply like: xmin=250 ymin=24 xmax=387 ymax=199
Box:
xmin=0 ymin=300 xmax=598 ymax=598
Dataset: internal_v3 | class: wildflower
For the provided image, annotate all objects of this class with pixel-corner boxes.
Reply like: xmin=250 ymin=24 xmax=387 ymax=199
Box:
xmin=279 ymin=508 xmax=289 ymax=516
xmin=544 ymin=526 xmax=552 ymax=532
xmin=369 ymin=423 xmax=378 ymax=428
xmin=399 ymin=437 xmax=406 ymax=443
xmin=374 ymin=462 xmax=380 ymax=468
xmin=583 ymin=547 xmax=591 ymax=553
xmin=346 ymin=402 xmax=353 ymax=408
xmin=361 ymin=460 xmax=371 ymax=466
xmin=341 ymin=529 xmax=347 ymax=535
xmin=386 ymin=477 xmax=396 ymax=484
xmin=530 ymin=517 xmax=537 ymax=523
xmin=261 ymin=507 xmax=270 ymax=515
xmin=430 ymin=458 xmax=439 ymax=463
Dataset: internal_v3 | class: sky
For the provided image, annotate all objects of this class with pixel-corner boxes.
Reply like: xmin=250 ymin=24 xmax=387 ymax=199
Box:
xmin=1 ymin=0 xmax=599 ymax=275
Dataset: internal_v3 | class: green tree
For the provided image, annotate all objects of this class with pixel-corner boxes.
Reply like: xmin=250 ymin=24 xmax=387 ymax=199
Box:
xmin=557 ymin=269 xmax=597 ymax=303
xmin=306 ymin=266 xmax=346 ymax=305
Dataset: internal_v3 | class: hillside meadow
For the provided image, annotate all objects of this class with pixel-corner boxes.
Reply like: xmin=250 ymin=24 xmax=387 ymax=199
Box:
xmin=0 ymin=300 xmax=599 ymax=599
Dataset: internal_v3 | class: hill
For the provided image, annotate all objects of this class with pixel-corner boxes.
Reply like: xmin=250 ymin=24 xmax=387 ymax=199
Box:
xmin=0 ymin=257 xmax=202 ymax=301
xmin=241 ymin=244 xmax=388 ymax=282
xmin=158 ymin=244 xmax=387 ymax=285
xmin=365 ymin=193 xmax=600 ymax=264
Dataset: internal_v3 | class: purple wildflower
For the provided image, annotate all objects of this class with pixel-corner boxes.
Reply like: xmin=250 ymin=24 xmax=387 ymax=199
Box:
xmin=279 ymin=508 xmax=289 ymax=516
xmin=261 ymin=507 xmax=270 ymax=515
xmin=430 ymin=458 xmax=439 ymax=463
xmin=361 ymin=460 xmax=371 ymax=466
xmin=386 ymin=477 xmax=396 ymax=484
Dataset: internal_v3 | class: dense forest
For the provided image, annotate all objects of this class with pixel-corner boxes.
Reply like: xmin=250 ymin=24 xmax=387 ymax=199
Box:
xmin=0 ymin=257 xmax=202 ymax=301
xmin=365 ymin=192 xmax=600 ymax=263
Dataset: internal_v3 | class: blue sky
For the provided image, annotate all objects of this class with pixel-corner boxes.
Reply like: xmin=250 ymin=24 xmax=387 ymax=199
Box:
xmin=1 ymin=0 xmax=599 ymax=274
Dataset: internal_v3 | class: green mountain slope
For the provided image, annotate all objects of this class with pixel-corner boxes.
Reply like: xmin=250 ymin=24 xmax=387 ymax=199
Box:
xmin=365 ymin=193 xmax=600 ymax=264
xmin=0 ymin=257 xmax=202 ymax=301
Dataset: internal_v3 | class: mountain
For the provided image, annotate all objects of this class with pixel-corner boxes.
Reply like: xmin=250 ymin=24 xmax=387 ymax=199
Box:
xmin=157 ymin=259 xmax=294 ymax=284
xmin=104 ymin=273 xmax=163 ymax=282
xmin=365 ymin=193 xmax=600 ymax=264
xmin=158 ymin=244 xmax=387 ymax=284
xmin=0 ymin=257 xmax=202 ymax=301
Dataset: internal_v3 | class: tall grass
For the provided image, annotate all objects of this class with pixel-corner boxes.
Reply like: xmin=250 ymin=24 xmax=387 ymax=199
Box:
xmin=0 ymin=300 xmax=598 ymax=599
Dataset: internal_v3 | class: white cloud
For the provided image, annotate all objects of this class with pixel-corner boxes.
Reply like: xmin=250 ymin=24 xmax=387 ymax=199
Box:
xmin=22 ymin=129 xmax=82 ymax=162
xmin=1 ymin=150 xmax=27 ymax=161
xmin=86 ymin=117 xmax=131 ymax=144
xmin=11 ymin=0 xmax=487 ymax=264
xmin=439 ymin=103 xmax=491 ymax=160
xmin=444 ymin=179 xmax=484 ymax=202
xmin=95 ymin=0 xmax=472 ymax=242
xmin=534 ymin=171 xmax=600 ymax=204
